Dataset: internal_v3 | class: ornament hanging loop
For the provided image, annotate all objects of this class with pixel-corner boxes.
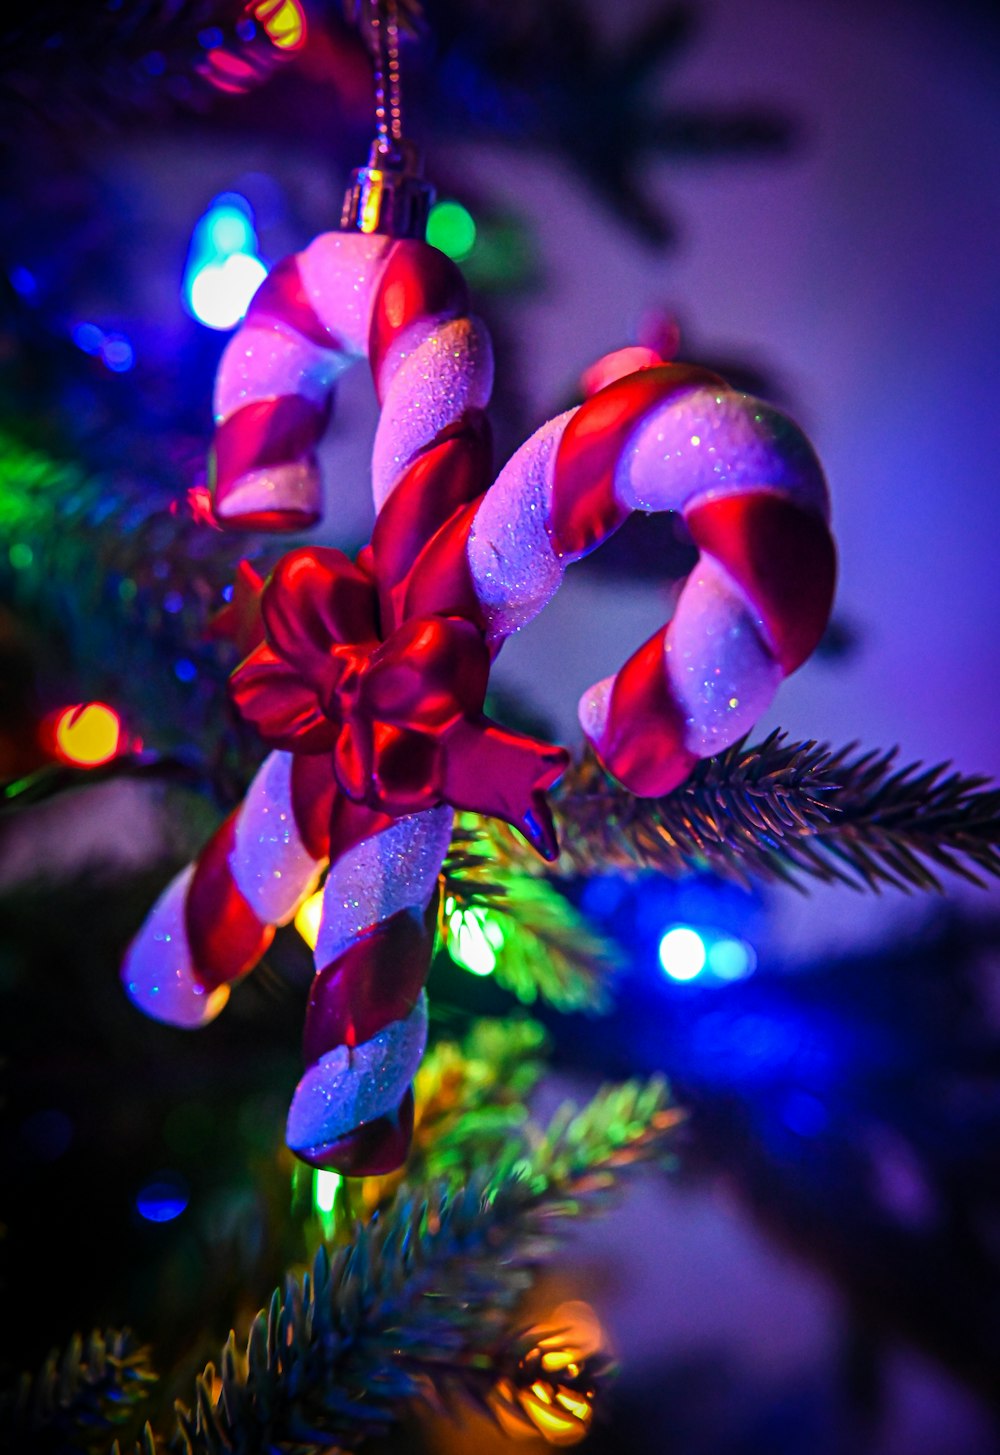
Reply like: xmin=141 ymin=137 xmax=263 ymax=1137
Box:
xmin=341 ymin=0 xmax=434 ymax=240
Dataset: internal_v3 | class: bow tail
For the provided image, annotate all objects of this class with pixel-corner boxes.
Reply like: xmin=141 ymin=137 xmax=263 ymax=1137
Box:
xmin=440 ymin=717 xmax=570 ymax=861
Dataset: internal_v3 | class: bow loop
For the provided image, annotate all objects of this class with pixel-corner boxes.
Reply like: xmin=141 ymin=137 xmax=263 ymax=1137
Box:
xmin=363 ymin=617 xmax=489 ymax=729
xmin=231 ymin=643 xmax=338 ymax=754
xmin=263 ymin=547 xmax=378 ymax=671
xmin=230 ymin=547 xmax=566 ymax=853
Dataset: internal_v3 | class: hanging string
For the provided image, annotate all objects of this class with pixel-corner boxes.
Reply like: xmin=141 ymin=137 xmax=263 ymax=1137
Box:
xmin=341 ymin=0 xmax=430 ymax=236
xmin=368 ymin=0 xmax=403 ymax=155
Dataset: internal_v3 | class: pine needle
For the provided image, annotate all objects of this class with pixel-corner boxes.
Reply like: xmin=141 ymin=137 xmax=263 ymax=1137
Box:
xmin=455 ymin=734 xmax=1000 ymax=895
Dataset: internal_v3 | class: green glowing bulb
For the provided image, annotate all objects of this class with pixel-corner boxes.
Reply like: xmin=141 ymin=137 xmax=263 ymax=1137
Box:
xmin=427 ymin=201 xmax=477 ymax=262
xmin=313 ymin=1168 xmax=342 ymax=1214
xmin=447 ymin=905 xmax=504 ymax=977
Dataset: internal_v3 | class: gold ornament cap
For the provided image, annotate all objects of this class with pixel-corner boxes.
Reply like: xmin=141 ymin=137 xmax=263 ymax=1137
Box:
xmin=341 ymin=139 xmax=435 ymax=240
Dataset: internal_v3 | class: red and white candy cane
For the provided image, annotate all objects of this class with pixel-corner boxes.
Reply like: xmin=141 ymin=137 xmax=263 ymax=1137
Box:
xmin=462 ymin=355 xmax=836 ymax=795
xmin=210 ymin=230 xmax=491 ymax=530
xmin=124 ymin=231 xmax=835 ymax=1177
xmin=124 ymin=234 xmax=529 ymax=1174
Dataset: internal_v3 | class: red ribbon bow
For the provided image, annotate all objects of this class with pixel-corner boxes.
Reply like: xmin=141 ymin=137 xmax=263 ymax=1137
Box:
xmin=230 ymin=548 xmax=568 ymax=859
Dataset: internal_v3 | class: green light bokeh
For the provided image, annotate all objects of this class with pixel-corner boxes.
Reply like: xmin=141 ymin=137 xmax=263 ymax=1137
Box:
xmin=427 ymin=200 xmax=477 ymax=262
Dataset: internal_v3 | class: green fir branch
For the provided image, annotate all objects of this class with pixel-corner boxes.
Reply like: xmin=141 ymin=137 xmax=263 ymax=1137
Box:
xmin=483 ymin=877 xmax=620 ymax=1011
xmin=118 ymin=1077 xmax=676 ymax=1455
xmin=3 ymin=1327 xmax=157 ymax=1455
xmin=443 ymin=832 xmax=621 ymax=1011
xmin=455 ymin=734 xmax=1000 ymax=894
xmin=407 ymin=1018 xmax=551 ymax=1186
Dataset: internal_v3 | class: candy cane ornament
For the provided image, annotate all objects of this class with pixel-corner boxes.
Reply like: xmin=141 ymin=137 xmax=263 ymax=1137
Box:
xmin=465 ymin=357 xmax=836 ymax=794
xmin=123 ymin=230 xmax=835 ymax=1176
xmin=124 ymin=233 xmax=568 ymax=1172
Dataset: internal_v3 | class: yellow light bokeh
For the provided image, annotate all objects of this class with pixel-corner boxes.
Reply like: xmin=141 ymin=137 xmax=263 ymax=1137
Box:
xmin=52 ymin=702 xmax=123 ymax=767
xmin=294 ymin=887 xmax=324 ymax=950
xmin=253 ymin=0 xmax=306 ymax=51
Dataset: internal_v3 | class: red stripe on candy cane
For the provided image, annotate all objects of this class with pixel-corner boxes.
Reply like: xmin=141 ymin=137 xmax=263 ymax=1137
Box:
xmin=368 ymin=242 xmax=469 ymax=394
xmin=464 ymin=365 xmax=836 ymax=798
xmin=295 ymin=906 xmax=433 ymax=1175
xmin=285 ymin=807 xmax=453 ymax=1173
xmin=185 ymin=810 xmax=274 ymax=990
xmin=123 ymin=751 xmax=331 ymax=1028
xmin=595 ymin=626 xmax=697 ymax=798
xmin=303 ymin=908 xmax=431 ymax=1059
xmin=244 ymin=254 xmax=340 ymax=350
xmin=294 ymin=1090 xmax=416 ymax=1175
xmin=210 ymin=234 xmax=479 ymax=533
xmin=684 ymin=490 xmax=836 ymax=675
xmin=370 ymin=409 xmax=493 ymax=628
xmin=211 ymin=394 xmax=331 ymax=529
xmin=547 ymin=364 xmax=723 ymax=560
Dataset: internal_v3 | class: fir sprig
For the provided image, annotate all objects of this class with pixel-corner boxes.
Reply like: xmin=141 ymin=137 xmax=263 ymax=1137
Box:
xmin=443 ymin=834 xmax=621 ymax=1011
xmin=340 ymin=1018 xmax=552 ymax=1219
xmin=455 ymin=734 xmax=1000 ymax=894
xmin=4 ymin=1327 xmax=157 ymax=1454
xmin=113 ymin=1077 xmax=676 ymax=1455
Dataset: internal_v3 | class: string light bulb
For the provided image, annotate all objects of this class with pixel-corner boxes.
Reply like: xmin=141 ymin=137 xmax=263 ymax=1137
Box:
xmin=489 ymin=1306 xmax=610 ymax=1447
xmin=48 ymin=702 xmax=124 ymax=768
xmin=184 ymin=194 xmax=268 ymax=330
xmin=445 ymin=899 xmax=505 ymax=977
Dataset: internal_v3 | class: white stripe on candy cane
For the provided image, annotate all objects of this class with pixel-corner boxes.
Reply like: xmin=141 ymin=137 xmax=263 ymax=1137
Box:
xmin=121 ymin=865 xmax=231 ymax=1029
xmin=284 ymin=807 xmax=452 ymax=1157
xmin=314 ymin=806 xmax=453 ymax=966
xmin=121 ymin=751 xmax=327 ymax=1027
xmin=230 ymin=751 xmax=324 ymax=925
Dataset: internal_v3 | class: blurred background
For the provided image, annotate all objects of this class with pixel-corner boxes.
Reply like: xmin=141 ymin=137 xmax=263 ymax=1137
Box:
xmin=2 ymin=2 xmax=1000 ymax=1453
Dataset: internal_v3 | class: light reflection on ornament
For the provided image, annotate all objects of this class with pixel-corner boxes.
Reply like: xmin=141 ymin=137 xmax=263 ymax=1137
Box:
xmin=490 ymin=1304 xmax=605 ymax=1447
xmin=207 ymin=204 xmax=256 ymax=256
xmin=658 ymin=923 xmax=756 ymax=983
xmin=9 ymin=265 xmax=37 ymax=299
xmin=658 ymin=925 xmax=707 ymax=981
xmin=313 ymin=1167 xmax=342 ymax=1214
xmin=184 ymin=194 xmax=268 ymax=331
xmin=50 ymin=702 xmax=123 ymax=768
xmin=707 ymin=934 xmax=755 ymax=981
xmin=73 ymin=321 xmax=104 ymax=354
xmin=188 ymin=252 xmax=268 ymax=331
xmin=72 ymin=321 xmax=134 ymax=371
xmin=101 ymin=333 xmax=135 ymax=372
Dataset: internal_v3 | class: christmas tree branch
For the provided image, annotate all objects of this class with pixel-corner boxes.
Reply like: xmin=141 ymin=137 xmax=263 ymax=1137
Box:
xmin=336 ymin=1018 xmax=552 ymax=1221
xmin=117 ymin=1077 xmax=677 ymax=1455
xmin=5 ymin=1327 xmax=157 ymax=1455
xmin=455 ymin=734 xmax=1000 ymax=895
xmin=440 ymin=856 xmax=621 ymax=1012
